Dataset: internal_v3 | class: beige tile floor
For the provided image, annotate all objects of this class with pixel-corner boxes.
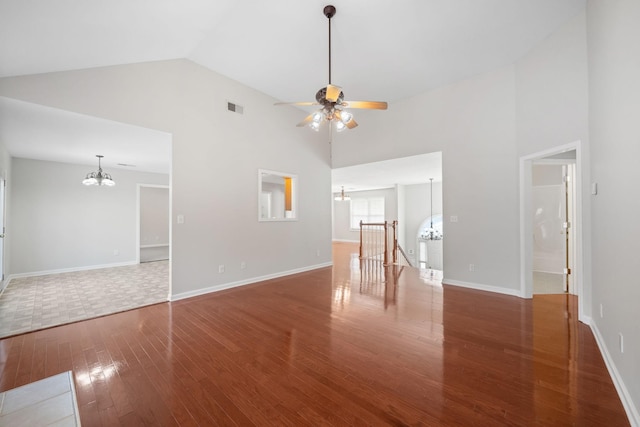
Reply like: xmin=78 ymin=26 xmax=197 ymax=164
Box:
xmin=533 ymin=271 xmax=566 ymax=294
xmin=0 ymin=371 xmax=80 ymax=426
xmin=0 ymin=261 xmax=169 ymax=339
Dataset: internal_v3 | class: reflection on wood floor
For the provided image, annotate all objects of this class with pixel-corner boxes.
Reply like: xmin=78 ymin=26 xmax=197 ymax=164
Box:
xmin=0 ymin=242 xmax=629 ymax=426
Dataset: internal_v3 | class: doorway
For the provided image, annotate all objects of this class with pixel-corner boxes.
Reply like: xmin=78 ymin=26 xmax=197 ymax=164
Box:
xmin=532 ymin=161 xmax=576 ymax=294
xmin=520 ymin=142 xmax=585 ymax=321
xmin=137 ymin=184 xmax=170 ymax=264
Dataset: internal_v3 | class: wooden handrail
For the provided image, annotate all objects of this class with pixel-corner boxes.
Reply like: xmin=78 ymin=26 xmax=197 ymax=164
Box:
xmin=359 ymin=220 xmax=399 ymax=266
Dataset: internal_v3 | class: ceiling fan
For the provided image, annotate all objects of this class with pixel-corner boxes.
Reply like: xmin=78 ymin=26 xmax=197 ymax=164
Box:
xmin=275 ymin=5 xmax=387 ymax=132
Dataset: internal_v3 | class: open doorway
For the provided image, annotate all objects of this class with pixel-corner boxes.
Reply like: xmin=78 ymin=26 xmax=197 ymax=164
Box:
xmin=532 ymin=160 xmax=576 ymax=294
xmin=520 ymin=142 xmax=585 ymax=321
xmin=138 ymin=184 xmax=170 ymax=263
xmin=417 ymin=213 xmax=443 ymax=270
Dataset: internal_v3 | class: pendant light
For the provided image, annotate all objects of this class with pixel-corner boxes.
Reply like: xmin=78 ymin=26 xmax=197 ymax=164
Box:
xmin=423 ymin=178 xmax=441 ymax=240
xmin=334 ymin=186 xmax=351 ymax=201
xmin=82 ymin=155 xmax=115 ymax=186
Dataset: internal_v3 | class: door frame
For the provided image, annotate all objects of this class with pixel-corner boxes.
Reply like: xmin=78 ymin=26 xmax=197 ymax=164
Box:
xmin=520 ymin=141 xmax=585 ymax=321
xmin=0 ymin=176 xmax=5 ymax=292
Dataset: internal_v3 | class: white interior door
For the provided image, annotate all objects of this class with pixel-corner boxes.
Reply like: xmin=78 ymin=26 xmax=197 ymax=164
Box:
xmin=532 ymin=185 xmax=566 ymax=274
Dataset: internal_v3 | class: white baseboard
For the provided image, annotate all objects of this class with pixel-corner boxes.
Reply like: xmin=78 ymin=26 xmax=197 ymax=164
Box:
xmin=442 ymin=278 xmax=523 ymax=298
xmin=6 ymin=260 xmax=139 ymax=284
xmin=171 ymin=262 xmax=333 ymax=302
xmin=590 ymin=321 xmax=640 ymax=427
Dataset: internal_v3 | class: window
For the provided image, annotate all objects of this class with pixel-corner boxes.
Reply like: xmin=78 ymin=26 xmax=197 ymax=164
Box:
xmin=350 ymin=197 xmax=385 ymax=229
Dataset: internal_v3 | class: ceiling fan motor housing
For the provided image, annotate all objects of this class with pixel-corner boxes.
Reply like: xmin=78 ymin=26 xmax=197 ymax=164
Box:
xmin=315 ymin=87 xmax=344 ymax=105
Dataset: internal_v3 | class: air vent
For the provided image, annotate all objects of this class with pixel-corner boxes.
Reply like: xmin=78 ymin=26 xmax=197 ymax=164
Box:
xmin=117 ymin=163 xmax=136 ymax=167
xmin=227 ymin=102 xmax=244 ymax=114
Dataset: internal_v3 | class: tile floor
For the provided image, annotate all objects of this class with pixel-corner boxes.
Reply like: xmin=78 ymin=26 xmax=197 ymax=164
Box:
xmin=0 ymin=371 xmax=80 ymax=426
xmin=533 ymin=271 xmax=566 ymax=294
xmin=0 ymin=261 xmax=169 ymax=338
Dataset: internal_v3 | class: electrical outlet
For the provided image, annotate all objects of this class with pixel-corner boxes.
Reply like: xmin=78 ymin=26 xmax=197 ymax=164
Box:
xmin=619 ymin=333 xmax=624 ymax=353
xmin=316 ymin=249 xmax=320 ymax=257
xmin=177 ymin=214 xmax=185 ymax=224
xmin=450 ymin=215 xmax=458 ymax=223
xmin=114 ymin=249 xmax=119 ymax=256
xmin=469 ymin=264 xmax=475 ymax=272
xmin=240 ymin=262 xmax=246 ymax=269
xmin=408 ymin=249 xmax=414 ymax=255
xmin=218 ymin=265 xmax=225 ymax=274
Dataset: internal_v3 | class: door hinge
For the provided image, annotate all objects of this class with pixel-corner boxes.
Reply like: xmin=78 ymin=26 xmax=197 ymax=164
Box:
xmin=564 ymin=268 xmax=571 ymax=275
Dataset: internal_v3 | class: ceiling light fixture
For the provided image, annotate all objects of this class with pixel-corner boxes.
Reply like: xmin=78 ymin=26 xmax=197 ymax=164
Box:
xmin=275 ymin=5 xmax=387 ymax=132
xmin=422 ymin=178 xmax=442 ymax=240
xmin=82 ymin=155 xmax=115 ymax=186
xmin=334 ymin=186 xmax=351 ymax=201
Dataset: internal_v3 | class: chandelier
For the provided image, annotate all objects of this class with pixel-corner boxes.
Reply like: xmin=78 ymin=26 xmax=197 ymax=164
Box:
xmin=82 ymin=155 xmax=115 ymax=186
xmin=334 ymin=186 xmax=351 ymax=201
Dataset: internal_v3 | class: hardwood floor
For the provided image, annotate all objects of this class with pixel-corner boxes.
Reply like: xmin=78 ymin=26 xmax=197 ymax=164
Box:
xmin=0 ymin=242 xmax=629 ymax=426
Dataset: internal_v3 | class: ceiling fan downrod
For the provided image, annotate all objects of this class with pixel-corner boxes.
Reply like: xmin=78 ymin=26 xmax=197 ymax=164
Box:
xmin=324 ymin=5 xmax=336 ymax=85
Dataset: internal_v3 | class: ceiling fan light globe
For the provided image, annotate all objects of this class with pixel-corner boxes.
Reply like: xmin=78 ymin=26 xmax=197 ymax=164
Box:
xmin=336 ymin=121 xmax=347 ymax=132
xmin=312 ymin=111 xmax=325 ymax=123
xmin=309 ymin=121 xmax=321 ymax=131
xmin=340 ymin=110 xmax=353 ymax=124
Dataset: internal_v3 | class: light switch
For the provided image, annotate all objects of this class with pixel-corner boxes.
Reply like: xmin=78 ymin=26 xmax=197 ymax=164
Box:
xmin=591 ymin=183 xmax=598 ymax=195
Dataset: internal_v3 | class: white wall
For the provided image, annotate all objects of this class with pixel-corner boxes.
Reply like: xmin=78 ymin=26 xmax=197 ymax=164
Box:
xmin=140 ymin=186 xmax=170 ymax=246
xmin=332 ymin=65 xmax=520 ymax=294
xmin=0 ymin=59 xmax=332 ymax=299
xmin=332 ymin=188 xmax=397 ymax=242
xmin=9 ymin=158 xmax=168 ymax=274
xmin=139 ymin=185 xmax=170 ymax=262
xmin=515 ymin=10 xmax=592 ymax=314
xmin=588 ymin=0 xmax=640 ymax=423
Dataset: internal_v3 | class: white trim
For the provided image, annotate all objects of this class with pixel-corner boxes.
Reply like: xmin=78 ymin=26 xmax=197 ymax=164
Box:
xmin=6 ymin=260 xmax=138 ymax=283
xmin=519 ymin=141 xmax=585 ymax=321
xmin=590 ymin=322 xmax=640 ymax=427
xmin=140 ymin=243 xmax=170 ymax=249
xmin=442 ymin=279 xmax=523 ymax=298
xmin=533 ymin=158 xmax=577 ymax=165
xmin=332 ymin=239 xmax=359 ymax=243
xmin=171 ymin=262 xmax=333 ymax=302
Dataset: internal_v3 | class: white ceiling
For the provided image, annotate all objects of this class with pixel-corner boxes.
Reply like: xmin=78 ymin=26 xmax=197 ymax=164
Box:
xmin=331 ymin=152 xmax=442 ymax=193
xmin=0 ymin=0 xmax=586 ymax=182
xmin=0 ymin=97 xmax=171 ymax=173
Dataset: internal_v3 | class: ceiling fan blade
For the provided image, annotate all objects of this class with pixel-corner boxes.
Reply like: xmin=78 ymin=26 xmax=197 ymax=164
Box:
xmin=346 ymin=117 xmax=358 ymax=129
xmin=325 ymin=84 xmax=342 ymax=102
xmin=296 ymin=114 xmax=315 ymax=127
xmin=275 ymin=101 xmax=319 ymax=106
xmin=341 ymin=101 xmax=388 ymax=110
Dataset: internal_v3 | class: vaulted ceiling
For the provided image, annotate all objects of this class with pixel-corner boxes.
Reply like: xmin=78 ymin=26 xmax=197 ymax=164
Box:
xmin=1 ymin=0 xmax=585 ymax=103
xmin=0 ymin=0 xmax=586 ymax=183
